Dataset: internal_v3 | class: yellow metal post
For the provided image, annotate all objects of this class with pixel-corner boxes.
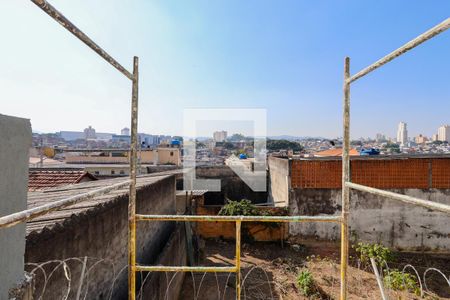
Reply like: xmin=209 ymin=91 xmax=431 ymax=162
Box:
xmin=128 ymin=56 xmax=139 ymax=300
xmin=340 ymin=57 xmax=350 ymax=300
xmin=235 ymin=220 xmax=242 ymax=300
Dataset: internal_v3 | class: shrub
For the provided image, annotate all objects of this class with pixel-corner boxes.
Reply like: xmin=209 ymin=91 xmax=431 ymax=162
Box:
xmin=218 ymin=199 xmax=258 ymax=216
xmin=297 ymin=270 xmax=315 ymax=296
xmin=354 ymin=242 xmax=393 ymax=265
xmin=384 ymin=269 xmax=420 ymax=296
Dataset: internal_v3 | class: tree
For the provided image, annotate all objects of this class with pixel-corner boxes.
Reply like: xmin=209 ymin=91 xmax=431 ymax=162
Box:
xmin=229 ymin=133 xmax=245 ymax=141
xmin=223 ymin=142 xmax=236 ymax=150
xmin=384 ymin=142 xmax=400 ymax=153
xmin=266 ymin=139 xmax=303 ymax=152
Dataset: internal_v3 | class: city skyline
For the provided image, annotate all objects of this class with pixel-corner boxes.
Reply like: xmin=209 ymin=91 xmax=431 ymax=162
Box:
xmin=33 ymin=120 xmax=450 ymax=142
xmin=2 ymin=1 xmax=450 ymax=138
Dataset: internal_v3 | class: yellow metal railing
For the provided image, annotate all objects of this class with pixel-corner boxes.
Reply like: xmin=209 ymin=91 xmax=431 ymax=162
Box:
xmin=1 ymin=3 xmax=449 ymax=300
xmin=129 ymin=214 xmax=341 ymax=300
xmin=340 ymin=17 xmax=450 ymax=300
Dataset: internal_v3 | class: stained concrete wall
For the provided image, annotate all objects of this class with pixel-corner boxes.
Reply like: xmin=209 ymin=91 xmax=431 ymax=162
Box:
xmin=194 ymin=166 xmax=268 ymax=205
xmin=0 ymin=114 xmax=31 ymax=299
xmin=268 ymin=157 xmax=290 ymax=207
xmin=289 ymin=188 xmax=450 ymax=252
xmin=142 ymin=224 xmax=187 ymax=299
xmin=25 ymin=175 xmax=178 ymax=299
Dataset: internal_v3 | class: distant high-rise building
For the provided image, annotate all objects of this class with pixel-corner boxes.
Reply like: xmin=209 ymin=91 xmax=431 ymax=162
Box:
xmin=84 ymin=126 xmax=96 ymax=140
xmin=396 ymin=122 xmax=408 ymax=146
xmin=438 ymin=125 xmax=450 ymax=142
xmin=213 ymin=130 xmax=228 ymax=142
xmin=375 ymin=133 xmax=386 ymax=143
xmin=121 ymin=127 xmax=130 ymax=136
xmin=415 ymin=134 xmax=428 ymax=144
xmin=432 ymin=134 xmax=439 ymax=142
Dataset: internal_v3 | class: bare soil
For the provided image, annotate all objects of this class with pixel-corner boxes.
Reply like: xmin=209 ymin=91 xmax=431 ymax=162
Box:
xmin=178 ymin=239 xmax=450 ymax=300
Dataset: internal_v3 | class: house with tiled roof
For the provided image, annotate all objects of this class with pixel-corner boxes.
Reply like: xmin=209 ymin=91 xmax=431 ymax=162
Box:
xmin=28 ymin=168 xmax=98 ymax=191
xmin=314 ymin=148 xmax=359 ymax=157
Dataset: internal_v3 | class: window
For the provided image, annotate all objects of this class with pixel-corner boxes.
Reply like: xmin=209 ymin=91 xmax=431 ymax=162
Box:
xmin=94 ymin=171 xmax=99 ymax=175
xmin=170 ymin=151 xmax=174 ymax=156
xmin=111 ymin=170 xmax=115 ymax=175
xmin=120 ymin=170 xmax=125 ymax=175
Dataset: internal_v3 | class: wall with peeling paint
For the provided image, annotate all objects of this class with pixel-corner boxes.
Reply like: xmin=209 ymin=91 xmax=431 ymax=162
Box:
xmin=289 ymin=188 xmax=450 ymax=252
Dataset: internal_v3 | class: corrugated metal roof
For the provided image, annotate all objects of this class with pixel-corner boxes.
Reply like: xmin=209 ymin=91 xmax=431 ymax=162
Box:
xmin=26 ymin=174 xmax=172 ymax=237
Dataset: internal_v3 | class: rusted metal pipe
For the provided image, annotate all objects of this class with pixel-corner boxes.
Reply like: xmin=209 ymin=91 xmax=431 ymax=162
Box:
xmin=135 ymin=215 xmax=342 ymax=223
xmin=128 ymin=56 xmax=139 ymax=300
xmin=0 ymin=180 xmax=131 ymax=229
xmin=30 ymin=0 xmax=134 ymax=80
xmin=348 ymin=18 xmax=450 ymax=83
xmin=340 ymin=57 xmax=351 ymax=300
xmin=346 ymin=182 xmax=450 ymax=215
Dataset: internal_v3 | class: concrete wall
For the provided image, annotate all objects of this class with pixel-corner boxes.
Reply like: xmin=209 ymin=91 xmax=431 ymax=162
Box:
xmin=268 ymin=157 xmax=290 ymax=207
xmin=25 ymin=176 xmax=178 ymax=299
xmin=142 ymin=225 xmax=187 ymax=299
xmin=0 ymin=114 xmax=31 ymax=299
xmin=194 ymin=166 xmax=268 ymax=205
xmin=289 ymin=188 xmax=450 ymax=252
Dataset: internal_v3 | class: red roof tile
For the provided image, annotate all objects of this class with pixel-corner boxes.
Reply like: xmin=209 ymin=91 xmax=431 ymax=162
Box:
xmin=314 ymin=148 xmax=360 ymax=157
xmin=28 ymin=169 xmax=97 ymax=191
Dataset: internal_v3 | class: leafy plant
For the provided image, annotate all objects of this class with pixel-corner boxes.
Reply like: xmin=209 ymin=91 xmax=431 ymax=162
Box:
xmin=297 ymin=269 xmax=315 ymax=296
xmin=218 ymin=199 xmax=259 ymax=216
xmin=384 ymin=269 xmax=421 ymax=296
xmin=354 ymin=242 xmax=393 ymax=265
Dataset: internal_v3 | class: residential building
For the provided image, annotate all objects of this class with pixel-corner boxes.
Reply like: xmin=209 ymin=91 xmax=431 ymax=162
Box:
xmin=28 ymin=169 xmax=97 ymax=191
xmin=112 ymin=134 xmax=131 ymax=143
xmin=65 ymin=148 xmax=181 ymax=166
xmin=375 ymin=133 xmax=386 ymax=143
xmin=121 ymin=127 xmax=130 ymax=136
xmin=438 ymin=125 xmax=450 ymax=142
xmin=313 ymin=148 xmax=359 ymax=157
xmin=397 ymin=122 xmax=408 ymax=146
xmin=213 ymin=130 xmax=227 ymax=142
xmin=84 ymin=126 xmax=96 ymax=140
xmin=59 ymin=131 xmax=85 ymax=141
xmin=415 ymin=134 xmax=428 ymax=144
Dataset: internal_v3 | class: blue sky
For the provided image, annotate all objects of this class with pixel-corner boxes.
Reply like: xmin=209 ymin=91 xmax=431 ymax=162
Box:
xmin=1 ymin=1 xmax=449 ymax=139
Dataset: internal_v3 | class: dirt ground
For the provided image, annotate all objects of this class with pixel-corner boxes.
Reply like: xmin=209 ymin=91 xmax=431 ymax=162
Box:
xmin=178 ymin=239 xmax=450 ymax=300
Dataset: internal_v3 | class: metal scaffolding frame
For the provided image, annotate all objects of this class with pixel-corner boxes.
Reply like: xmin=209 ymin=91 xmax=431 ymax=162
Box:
xmin=0 ymin=4 xmax=449 ymax=300
xmin=133 ymin=214 xmax=341 ymax=300
xmin=340 ymin=17 xmax=450 ymax=300
xmin=1 ymin=0 xmax=139 ymax=298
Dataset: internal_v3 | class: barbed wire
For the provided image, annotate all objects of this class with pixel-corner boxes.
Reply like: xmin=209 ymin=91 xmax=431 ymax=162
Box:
xmin=24 ymin=256 xmax=450 ymax=299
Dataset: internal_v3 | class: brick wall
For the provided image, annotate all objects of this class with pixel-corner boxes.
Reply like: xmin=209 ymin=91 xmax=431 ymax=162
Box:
xmin=195 ymin=205 xmax=288 ymax=241
xmin=25 ymin=176 xmax=177 ymax=299
xmin=291 ymin=157 xmax=450 ymax=189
